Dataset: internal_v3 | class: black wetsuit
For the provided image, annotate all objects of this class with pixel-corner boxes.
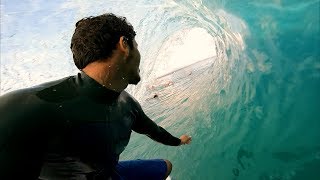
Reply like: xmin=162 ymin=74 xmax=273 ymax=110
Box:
xmin=0 ymin=72 xmax=181 ymax=180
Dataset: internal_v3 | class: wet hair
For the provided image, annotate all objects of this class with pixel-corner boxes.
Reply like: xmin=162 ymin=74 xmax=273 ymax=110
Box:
xmin=70 ymin=13 xmax=136 ymax=69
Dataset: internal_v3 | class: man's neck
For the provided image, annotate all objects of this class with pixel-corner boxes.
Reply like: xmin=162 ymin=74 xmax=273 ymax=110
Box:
xmin=82 ymin=61 xmax=128 ymax=92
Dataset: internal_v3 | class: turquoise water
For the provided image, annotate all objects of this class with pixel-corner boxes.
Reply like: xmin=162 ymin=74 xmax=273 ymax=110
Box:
xmin=122 ymin=1 xmax=320 ymax=179
xmin=1 ymin=0 xmax=320 ymax=179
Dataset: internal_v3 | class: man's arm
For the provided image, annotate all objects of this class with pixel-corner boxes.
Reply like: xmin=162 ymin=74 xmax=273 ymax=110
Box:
xmin=131 ymin=102 xmax=191 ymax=146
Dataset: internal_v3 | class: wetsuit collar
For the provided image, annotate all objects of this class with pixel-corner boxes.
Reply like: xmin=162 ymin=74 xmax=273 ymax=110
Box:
xmin=77 ymin=72 xmax=121 ymax=101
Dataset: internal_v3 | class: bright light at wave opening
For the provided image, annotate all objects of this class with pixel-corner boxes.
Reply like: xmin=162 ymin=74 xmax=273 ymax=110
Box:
xmin=152 ymin=27 xmax=217 ymax=78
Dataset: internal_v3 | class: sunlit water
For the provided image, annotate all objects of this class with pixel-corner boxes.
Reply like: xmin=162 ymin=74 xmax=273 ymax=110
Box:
xmin=1 ymin=0 xmax=319 ymax=179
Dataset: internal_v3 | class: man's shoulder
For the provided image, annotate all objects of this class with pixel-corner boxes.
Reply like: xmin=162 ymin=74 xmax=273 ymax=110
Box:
xmin=120 ymin=91 xmax=137 ymax=102
xmin=119 ymin=91 xmax=143 ymax=110
xmin=0 ymin=75 xmax=76 ymax=103
xmin=32 ymin=76 xmax=74 ymax=91
xmin=35 ymin=75 xmax=79 ymax=102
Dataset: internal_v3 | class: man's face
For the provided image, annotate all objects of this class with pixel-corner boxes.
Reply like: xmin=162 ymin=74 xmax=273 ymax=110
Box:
xmin=126 ymin=39 xmax=141 ymax=85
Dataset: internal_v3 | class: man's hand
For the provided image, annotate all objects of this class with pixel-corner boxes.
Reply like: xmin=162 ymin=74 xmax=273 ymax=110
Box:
xmin=179 ymin=135 xmax=192 ymax=145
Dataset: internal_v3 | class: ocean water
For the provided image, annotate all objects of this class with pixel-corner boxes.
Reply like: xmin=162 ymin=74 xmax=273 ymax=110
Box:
xmin=1 ymin=0 xmax=320 ymax=179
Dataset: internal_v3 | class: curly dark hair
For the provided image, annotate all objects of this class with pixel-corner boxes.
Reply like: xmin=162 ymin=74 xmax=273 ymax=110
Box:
xmin=70 ymin=13 xmax=136 ymax=69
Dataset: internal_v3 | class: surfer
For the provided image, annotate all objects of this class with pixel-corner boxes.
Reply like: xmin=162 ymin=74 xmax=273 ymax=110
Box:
xmin=0 ymin=13 xmax=191 ymax=180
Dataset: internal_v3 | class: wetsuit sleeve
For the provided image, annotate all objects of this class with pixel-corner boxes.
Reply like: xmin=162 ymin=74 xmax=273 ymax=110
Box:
xmin=0 ymin=91 xmax=49 ymax=179
xmin=132 ymin=102 xmax=181 ymax=146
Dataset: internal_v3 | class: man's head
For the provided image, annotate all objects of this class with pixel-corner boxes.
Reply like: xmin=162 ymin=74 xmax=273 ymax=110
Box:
xmin=70 ymin=13 xmax=141 ymax=87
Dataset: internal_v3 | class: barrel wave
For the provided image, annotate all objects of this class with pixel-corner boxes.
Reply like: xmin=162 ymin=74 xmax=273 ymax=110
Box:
xmin=1 ymin=0 xmax=319 ymax=179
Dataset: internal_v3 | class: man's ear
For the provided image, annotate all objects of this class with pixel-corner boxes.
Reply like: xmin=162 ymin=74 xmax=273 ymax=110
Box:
xmin=118 ymin=36 xmax=129 ymax=57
